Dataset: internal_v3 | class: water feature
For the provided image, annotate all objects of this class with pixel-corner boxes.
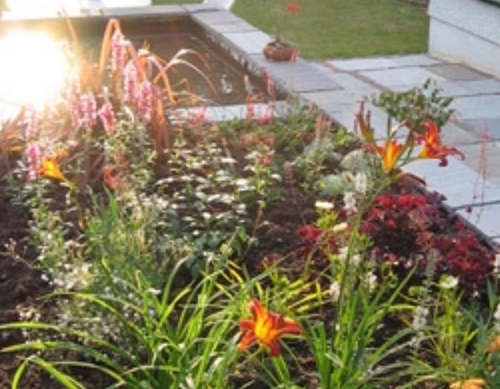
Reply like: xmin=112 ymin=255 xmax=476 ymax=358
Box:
xmin=0 ymin=11 xmax=281 ymax=119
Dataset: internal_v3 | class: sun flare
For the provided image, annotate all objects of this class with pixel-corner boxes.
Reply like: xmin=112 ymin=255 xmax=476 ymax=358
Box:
xmin=0 ymin=31 xmax=69 ymax=119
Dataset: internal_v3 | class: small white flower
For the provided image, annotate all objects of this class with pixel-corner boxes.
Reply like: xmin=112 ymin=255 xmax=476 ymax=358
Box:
xmin=329 ymin=281 xmax=341 ymax=303
xmin=439 ymin=274 xmax=459 ymax=290
xmin=354 ymin=172 xmax=367 ymax=194
xmin=364 ymin=271 xmax=377 ymax=293
xmin=315 ymin=200 xmax=334 ymax=210
xmin=338 ymin=246 xmax=348 ymax=261
xmin=332 ymin=222 xmax=348 ymax=233
xmin=343 ymin=191 xmax=357 ymax=213
xmin=412 ymin=306 xmax=429 ymax=332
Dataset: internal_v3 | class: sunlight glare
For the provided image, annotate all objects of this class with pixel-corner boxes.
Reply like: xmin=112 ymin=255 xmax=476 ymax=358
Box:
xmin=0 ymin=31 xmax=69 ymax=119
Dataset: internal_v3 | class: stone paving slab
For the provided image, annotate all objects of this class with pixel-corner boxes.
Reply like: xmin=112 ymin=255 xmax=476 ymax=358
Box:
xmin=426 ymin=63 xmax=491 ymax=81
xmin=402 ymin=158 xmax=500 ymax=208
xmin=456 ymin=141 xmax=500 ymax=186
xmin=192 ymin=9 xmax=249 ymax=25
xmin=441 ymin=122 xmax=482 ymax=146
xmin=451 ymin=95 xmax=500 ymax=120
xmin=389 ymin=54 xmax=444 ymax=67
xmin=455 ymin=203 xmax=500 ymax=242
xmin=327 ymin=57 xmax=400 ymax=71
xmin=219 ymin=30 xmax=271 ymax=55
xmin=389 ymin=81 xmax=475 ymax=98
xmin=457 ymin=79 xmax=500 ymax=94
xmin=460 ymin=118 xmax=500 ymax=140
xmin=360 ymin=67 xmax=447 ymax=89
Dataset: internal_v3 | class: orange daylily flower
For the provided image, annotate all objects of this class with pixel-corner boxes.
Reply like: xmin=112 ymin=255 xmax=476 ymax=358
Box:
xmin=377 ymin=139 xmax=405 ymax=173
xmin=238 ymin=298 xmax=302 ymax=357
xmin=286 ymin=2 xmax=301 ymax=12
xmin=417 ymin=120 xmax=464 ymax=165
xmin=449 ymin=378 xmax=486 ymax=389
xmin=39 ymin=156 xmax=67 ymax=181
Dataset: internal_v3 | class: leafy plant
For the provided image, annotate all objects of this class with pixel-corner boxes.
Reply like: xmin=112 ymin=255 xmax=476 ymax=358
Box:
xmin=371 ymin=78 xmax=455 ymax=134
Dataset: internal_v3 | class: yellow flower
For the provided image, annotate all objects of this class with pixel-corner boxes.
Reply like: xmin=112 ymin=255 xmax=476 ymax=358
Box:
xmin=238 ymin=298 xmax=302 ymax=357
xmin=449 ymin=378 xmax=486 ymax=389
xmin=39 ymin=156 xmax=67 ymax=181
xmin=377 ymin=139 xmax=405 ymax=173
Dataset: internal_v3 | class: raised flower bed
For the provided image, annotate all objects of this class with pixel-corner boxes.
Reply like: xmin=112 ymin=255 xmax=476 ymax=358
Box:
xmin=0 ymin=7 xmax=499 ymax=389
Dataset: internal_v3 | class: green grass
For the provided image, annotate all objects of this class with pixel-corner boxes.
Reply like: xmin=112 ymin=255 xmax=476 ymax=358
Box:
xmin=152 ymin=0 xmax=429 ymax=59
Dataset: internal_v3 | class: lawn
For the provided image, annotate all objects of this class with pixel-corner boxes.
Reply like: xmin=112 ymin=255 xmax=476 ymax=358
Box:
xmin=152 ymin=0 xmax=429 ymax=59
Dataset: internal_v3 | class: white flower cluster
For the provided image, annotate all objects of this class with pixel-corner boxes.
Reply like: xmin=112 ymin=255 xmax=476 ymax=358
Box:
xmin=45 ymin=262 xmax=93 ymax=292
xmin=410 ymin=305 xmax=429 ymax=349
xmin=343 ymin=172 xmax=368 ymax=213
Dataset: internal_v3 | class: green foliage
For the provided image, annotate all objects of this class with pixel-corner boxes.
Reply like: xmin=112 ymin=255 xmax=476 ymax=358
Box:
xmin=371 ymin=78 xmax=455 ymax=133
xmin=2 ymin=263 xmax=244 ymax=388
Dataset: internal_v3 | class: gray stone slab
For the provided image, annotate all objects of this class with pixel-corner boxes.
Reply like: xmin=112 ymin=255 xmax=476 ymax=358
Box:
xmin=101 ymin=4 xmax=185 ymax=16
xmin=441 ymin=122 xmax=481 ymax=145
xmin=388 ymin=81 xmax=474 ymax=98
xmin=455 ymin=203 xmax=500 ymax=239
xmin=402 ymin=158 xmax=500 ymax=207
xmin=192 ymin=10 xmax=245 ymax=25
xmin=460 ymin=118 xmax=500 ymax=139
xmin=330 ymin=103 xmax=393 ymax=139
xmin=327 ymin=72 xmax=376 ymax=91
xmin=451 ymin=95 xmax=500 ymax=120
xmin=426 ymin=64 xmax=490 ymax=82
xmin=301 ymin=90 xmax=366 ymax=113
xmin=208 ymin=21 xmax=257 ymax=33
xmin=433 ymin=82 xmax=478 ymax=98
xmin=253 ymin=59 xmax=342 ymax=93
xmin=456 ymin=141 xmax=500 ymax=182
xmin=222 ymin=31 xmax=272 ymax=55
xmin=390 ymin=54 xmax=444 ymax=67
xmin=327 ymin=57 xmax=398 ymax=71
xmin=360 ymin=67 xmax=447 ymax=89
xmin=457 ymin=79 xmax=500 ymax=94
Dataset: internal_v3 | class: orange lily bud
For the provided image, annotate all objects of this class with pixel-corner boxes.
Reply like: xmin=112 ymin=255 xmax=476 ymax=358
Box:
xmin=449 ymin=378 xmax=486 ymax=389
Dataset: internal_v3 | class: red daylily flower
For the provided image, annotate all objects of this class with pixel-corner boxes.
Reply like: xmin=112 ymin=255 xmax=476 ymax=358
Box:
xmin=417 ymin=120 xmax=465 ymax=164
xmin=238 ymin=298 xmax=302 ymax=357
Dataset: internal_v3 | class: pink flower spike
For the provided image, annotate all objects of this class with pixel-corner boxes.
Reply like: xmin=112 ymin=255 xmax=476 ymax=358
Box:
xmin=98 ymin=101 xmax=117 ymax=135
xmin=137 ymin=80 xmax=153 ymax=123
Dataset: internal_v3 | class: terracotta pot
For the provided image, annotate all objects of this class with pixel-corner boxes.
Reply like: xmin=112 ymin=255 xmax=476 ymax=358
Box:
xmin=262 ymin=41 xmax=296 ymax=62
